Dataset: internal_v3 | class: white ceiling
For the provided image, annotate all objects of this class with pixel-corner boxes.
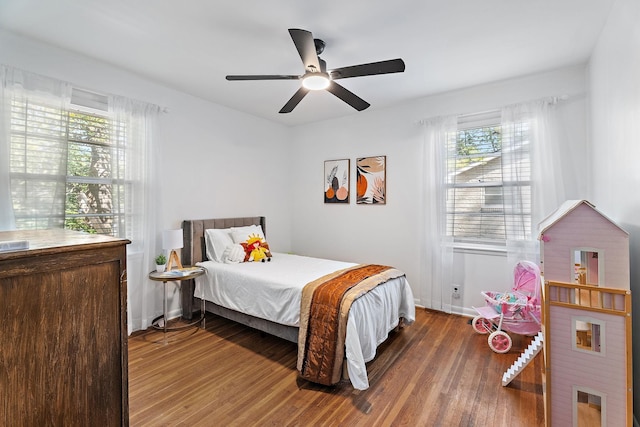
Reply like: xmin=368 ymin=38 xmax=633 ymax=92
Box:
xmin=0 ymin=0 xmax=615 ymax=126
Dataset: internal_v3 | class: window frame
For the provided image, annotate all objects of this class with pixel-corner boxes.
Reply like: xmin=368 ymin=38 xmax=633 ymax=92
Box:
xmin=571 ymin=316 xmax=606 ymax=357
xmin=445 ymin=110 xmax=532 ymax=248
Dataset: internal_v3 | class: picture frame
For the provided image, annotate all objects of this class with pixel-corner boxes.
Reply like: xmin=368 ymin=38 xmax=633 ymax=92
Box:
xmin=324 ymin=159 xmax=350 ymax=204
xmin=356 ymin=156 xmax=386 ymax=204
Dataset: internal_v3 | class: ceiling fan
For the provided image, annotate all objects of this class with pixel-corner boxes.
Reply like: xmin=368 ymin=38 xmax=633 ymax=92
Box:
xmin=226 ymin=28 xmax=405 ymax=114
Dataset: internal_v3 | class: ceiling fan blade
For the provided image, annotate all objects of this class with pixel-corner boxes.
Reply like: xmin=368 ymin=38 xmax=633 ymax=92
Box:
xmin=288 ymin=28 xmax=321 ymax=72
xmin=330 ymin=58 xmax=405 ymax=80
xmin=325 ymin=82 xmax=370 ymax=111
xmin=226 ymin=75 xmax=300 ymax=81
xmin=279 ymin=87 xmax=310 ymax=113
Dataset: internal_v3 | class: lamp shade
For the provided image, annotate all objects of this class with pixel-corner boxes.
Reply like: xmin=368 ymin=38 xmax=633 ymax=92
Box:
xmin=162 ymin=229 xmax=183 ymax=250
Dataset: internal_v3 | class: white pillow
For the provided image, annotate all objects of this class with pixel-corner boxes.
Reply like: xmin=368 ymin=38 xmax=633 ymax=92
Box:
xmin=229 ymin=225 xmax=258 ymax=233
xmin=204 ymin=228 xmax=234 ymax=262
xmin=230 ymin=224 xmax=265 ymax=244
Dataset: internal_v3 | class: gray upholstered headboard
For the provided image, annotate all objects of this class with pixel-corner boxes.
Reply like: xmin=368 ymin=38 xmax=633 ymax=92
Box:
xmin=181 ymin=216 xmax=266 ymax=266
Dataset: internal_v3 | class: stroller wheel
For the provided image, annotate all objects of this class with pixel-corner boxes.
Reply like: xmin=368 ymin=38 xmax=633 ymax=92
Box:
xmin=471 ymin=315 xmax=492 ymax=334
xmin=488 ymin=331 xmax=512 ymax=353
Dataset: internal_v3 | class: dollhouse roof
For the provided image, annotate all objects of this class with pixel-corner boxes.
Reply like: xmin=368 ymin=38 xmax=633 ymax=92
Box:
xmin=538 ymin=199 xmax=628 ymax=238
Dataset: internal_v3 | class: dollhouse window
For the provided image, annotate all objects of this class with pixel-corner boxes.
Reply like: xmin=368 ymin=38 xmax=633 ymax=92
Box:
xmin=572 ymin=317 xmax=605 ymax=356
xmin=572 ymin=248 xmax=603 ymax=286
xmin=573 ymin=386 xmax=605 ymax=427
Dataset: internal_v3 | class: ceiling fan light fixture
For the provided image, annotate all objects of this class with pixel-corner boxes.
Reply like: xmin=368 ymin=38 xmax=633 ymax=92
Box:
xmin=302 ymin=73 xmax=330 ymax=90
xmin=227 ymin=29 xmax=405 ymax=113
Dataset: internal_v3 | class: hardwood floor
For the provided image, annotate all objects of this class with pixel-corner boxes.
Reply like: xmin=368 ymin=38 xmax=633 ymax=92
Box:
xmin=128 ymin=308 xmax=544 ymax=426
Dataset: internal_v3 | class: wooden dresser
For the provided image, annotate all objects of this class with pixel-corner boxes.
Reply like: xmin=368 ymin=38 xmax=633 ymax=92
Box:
xmin=0 ymin=229 xmax=130 ymax=426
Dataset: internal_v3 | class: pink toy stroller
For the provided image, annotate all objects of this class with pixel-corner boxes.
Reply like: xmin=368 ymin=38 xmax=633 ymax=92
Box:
xmin=471 ymin=261 xmax=542 ymax=353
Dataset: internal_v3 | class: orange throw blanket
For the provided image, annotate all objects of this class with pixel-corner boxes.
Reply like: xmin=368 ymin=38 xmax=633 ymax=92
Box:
xmin=297 ymin=264 xmax=405 ymax=386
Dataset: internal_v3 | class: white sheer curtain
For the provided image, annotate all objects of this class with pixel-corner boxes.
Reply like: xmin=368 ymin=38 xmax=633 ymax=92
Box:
xmin=501 ymin=99 xmax=567 ymax=266
xmin=0 ymin=67 xmax=15 ymax=230
xmin=0 ymin=66 xmax=72 ymax=230
xmin=421 ymin=115 xmax=457 ymax=312
xmin=0 ymin=65 xmax=161 ymax=333
xmin=109 ymin=96 xmax=161 ymax=334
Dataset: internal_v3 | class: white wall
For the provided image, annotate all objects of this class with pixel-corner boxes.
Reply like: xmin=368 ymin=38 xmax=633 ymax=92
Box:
xmin=588 ymin=0 xmax=640 ymax=420
xmin=0 ymin=30 xmax=294 ymax=322
xmin=290 ymin=65 xmax=588 ymax=312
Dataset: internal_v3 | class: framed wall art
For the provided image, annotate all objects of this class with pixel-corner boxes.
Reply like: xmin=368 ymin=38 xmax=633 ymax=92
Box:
xmin=356 ymin=156 xmax=386 ymax=204
xmin=324 ymin=159 xmax=350 ymax=204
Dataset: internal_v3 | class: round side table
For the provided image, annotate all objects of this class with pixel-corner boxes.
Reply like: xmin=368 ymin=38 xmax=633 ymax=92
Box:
xmin=148 ymin=266 xmax=206 ymax=337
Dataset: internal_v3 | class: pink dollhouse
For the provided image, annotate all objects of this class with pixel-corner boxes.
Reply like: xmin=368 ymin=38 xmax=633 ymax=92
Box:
xmin=539 ymin=200 xmax=632 ymax=426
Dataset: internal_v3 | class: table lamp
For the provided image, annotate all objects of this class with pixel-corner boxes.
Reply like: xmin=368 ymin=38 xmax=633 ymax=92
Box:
xmin=162 ymin=229 xmax=183 ymax=271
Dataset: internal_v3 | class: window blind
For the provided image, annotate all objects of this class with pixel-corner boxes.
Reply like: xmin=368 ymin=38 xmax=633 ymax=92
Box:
xmin=10 ymin=99 xmax=69 ymax=229
xmin=445 ymin=110 xmax=531 ymax=244
xmin=9 ymin=93 xmax=125 ymax=236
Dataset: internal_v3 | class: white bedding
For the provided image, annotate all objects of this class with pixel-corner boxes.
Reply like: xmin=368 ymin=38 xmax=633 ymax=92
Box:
xmin=195 ymin=252 xmax=415 ymax=390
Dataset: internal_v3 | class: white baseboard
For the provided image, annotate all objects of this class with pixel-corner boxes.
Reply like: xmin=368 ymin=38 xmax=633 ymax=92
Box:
xmin=447 ymin=303 xmax=476 ymax=318
xmin=420 ymin=299 xmax=476 ymax=318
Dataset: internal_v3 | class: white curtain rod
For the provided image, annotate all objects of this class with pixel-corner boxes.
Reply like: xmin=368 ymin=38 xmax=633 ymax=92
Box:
xmin=2 ymin=64 xmax=168 ymax=114
xmin=418 ymin=94 xmax=572 ymax=126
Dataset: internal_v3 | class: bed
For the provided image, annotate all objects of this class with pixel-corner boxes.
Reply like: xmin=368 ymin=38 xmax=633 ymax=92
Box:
xmin=180 ymin=216 xmax=415 ymax=390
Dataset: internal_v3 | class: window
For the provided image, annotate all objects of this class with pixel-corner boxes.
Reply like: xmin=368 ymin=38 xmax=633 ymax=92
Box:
xmin=574 ymin=387 xmax=605 ymax=427
xmin=572 ymin=317 xmax=605 ymax=356
xmin=445 ymin=111 xmax=532 ymax=245
xmin=573 ymin=249 xmax=602 ymax=286
xmin=9 ymin=90 xmax=125 ymax=236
